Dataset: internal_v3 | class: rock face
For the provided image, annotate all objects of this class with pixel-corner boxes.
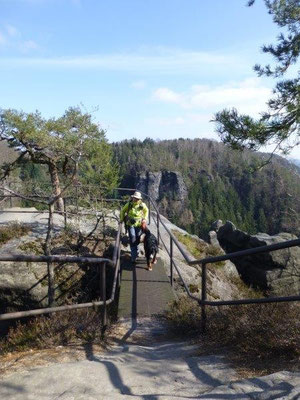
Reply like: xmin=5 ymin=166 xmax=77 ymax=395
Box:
xmin=0 ymin=235 xmax=84 ymax=314
xmin=0 ymin=218 xmax=93 ymax=316
xmin=136 ymin=171 xmax=162 ymax=202
xmin=135 ymin=171 xmax=188 ymax=224
xmin=156 ymin=213 xmax=241 ymax=302
xmin=136 ymin=170 xmax=188 ymax=203
xmin=212 ymin=220 xmax=300 ymax=296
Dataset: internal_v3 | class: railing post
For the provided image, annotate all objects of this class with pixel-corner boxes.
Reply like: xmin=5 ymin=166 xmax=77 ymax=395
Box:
xmin=47 ymin=261 xmax=55 ymax=307
xmin=148 ymin=199 xmax=151 ymax=225
xmin=9 ymin=182 xmax=12 ymax=207
xmin=201 ymin=262 xmax=207 ymax=333
xmin=63 ymin=198 xmax=67 ymax=228
xmin=75 ymin=185 xmax=79 ymax=214
xmin=157 ymin=212 xmax=160 ymax=246
xmin=101 ymin=262 xmax=107 ymax=336
xmin=170 ymin=236 xmax=173 ymax=286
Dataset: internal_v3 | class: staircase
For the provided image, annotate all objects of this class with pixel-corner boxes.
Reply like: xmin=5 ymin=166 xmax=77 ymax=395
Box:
xmin=118 ymin=256 xmax=175 ymax=319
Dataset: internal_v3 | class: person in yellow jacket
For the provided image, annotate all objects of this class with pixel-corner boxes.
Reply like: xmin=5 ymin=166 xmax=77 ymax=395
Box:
xmin=120 ymin=191 xmax=149 ymax=263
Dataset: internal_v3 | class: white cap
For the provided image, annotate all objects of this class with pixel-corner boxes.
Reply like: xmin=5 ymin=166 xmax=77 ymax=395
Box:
xmin=131 ymin=191 xmax=142 ymax=200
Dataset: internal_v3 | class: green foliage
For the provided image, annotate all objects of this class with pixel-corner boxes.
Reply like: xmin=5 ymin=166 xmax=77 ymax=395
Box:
xmin=114 ymin=138 xmax=300 ymax=238
xmin=18 ymin=240 xmax=43 ymax=255
xmin=172 ymin=230 xmax=225 ymax=267
xmin=214 ymin=0 xmax=300 ymax=155
xmin=79 ymin=140 xmax=120 ymax=195
xmin=0 ymin=107 xmax=120 ymax=199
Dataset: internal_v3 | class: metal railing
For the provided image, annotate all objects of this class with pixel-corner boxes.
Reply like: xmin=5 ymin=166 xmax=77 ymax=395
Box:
xmin=0 ymin=187 xmax=146 ymax=330
xmin=0 ymin=198 xmax=122 ymax=334
xmin=1 ymin=186 xmax=300 ymax=333
xmin=145 ymin=195 xmax=300 ymax=332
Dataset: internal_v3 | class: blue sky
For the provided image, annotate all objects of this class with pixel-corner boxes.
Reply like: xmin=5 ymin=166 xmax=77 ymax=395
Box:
xmin=1 ymin=0 xmax=299 ymax=157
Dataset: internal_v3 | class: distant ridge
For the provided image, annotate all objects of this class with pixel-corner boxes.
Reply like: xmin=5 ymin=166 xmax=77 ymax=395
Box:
xmin=114 ymin=138 xmax=300 ymax=238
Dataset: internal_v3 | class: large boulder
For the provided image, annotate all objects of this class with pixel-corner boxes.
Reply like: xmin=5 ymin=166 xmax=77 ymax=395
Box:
xmin=213 ymin=220 xmax=300 ymax=296
xmin=0 ymin=222 xmax=86 ymax=315
xmin=0 ymin=237 xmax=85 ymax=314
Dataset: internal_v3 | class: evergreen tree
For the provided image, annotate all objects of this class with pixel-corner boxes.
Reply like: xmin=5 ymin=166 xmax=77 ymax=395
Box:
xmin=1 ymin=107 xmax=119 ymax=207
xmin=214 ymin=0 xmax=300 ymax=156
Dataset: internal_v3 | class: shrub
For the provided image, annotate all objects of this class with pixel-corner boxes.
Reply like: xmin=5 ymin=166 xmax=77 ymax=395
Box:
xmin=165 ymin=297 xmax=300 ymax=374
xmin=0 ymin=309 xmax=107 ymax=355
xmin=165 ymin=297 xmax=202 ymax=336
xmin=0 ymin=222 xmax=30 ymax=245
xmin=211 ymin=303 xmax=300 ymax=357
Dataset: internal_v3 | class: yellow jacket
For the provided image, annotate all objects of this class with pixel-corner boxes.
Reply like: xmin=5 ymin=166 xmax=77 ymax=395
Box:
xmin=120 ymin=200 xmax=149 ymax=227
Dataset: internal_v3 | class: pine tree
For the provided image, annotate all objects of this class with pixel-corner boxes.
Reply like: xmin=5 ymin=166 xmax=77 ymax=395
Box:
xmin=214 ymin=0 xmax=300 ymax=156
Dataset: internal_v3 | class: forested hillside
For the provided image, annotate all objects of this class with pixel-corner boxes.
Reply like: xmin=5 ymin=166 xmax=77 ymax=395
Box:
xmin=2 ymin=133 xmax=300 ymax=240
xmin=113 ymin=138 xmax=300 ymax=238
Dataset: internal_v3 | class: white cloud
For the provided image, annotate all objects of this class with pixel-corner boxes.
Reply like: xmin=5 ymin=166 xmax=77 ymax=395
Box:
xmin=0 ymin=24 xmax=39 ymax=53
xmin=0 ymin=32 xmax=7 ymax=45
xmin=152 ymin=88 xmax=183 ymax=104
xmin=131 ymin=80 xmax=147 ymax=90
xmin=145 ymin=78 xmax=272 ymax=144
xmin=20 ymin=40 xmax=39 ymax=53
xmin=6 ymin=24 xmax=19 ymax=37
xmin=0 ymin=47 xmax=244 ymax=74
xmin=152 ymin=77 xmax=272 ymax=117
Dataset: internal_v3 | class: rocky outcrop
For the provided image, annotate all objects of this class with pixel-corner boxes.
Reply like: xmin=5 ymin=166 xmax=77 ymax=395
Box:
xmin=136 ymin=170 xmax=188 ymax=204
xmin=135 ymin=171 xmax=188 ymax=224
xmin=136 ymin=171 xmax=162 ymax=202
xmin=0 ymin=211 xmax=108 ymax=316
xmin=211 ymin=220 xmax=300 ymax=296
xmin=156 ymin=213 xmax=241 ymax=302
xmin=0 ymin=233 xmax=85 ymax=314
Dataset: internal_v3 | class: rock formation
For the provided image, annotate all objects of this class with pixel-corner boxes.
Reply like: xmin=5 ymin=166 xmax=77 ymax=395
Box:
xmin=0 ymin=232 xmax=85 ymax=315
xmin=0 ymin=211 xmax=109 ymax=316
xmin=135 ymin=170 xmax=188 ymax=224
xmin=136 ymin=170 xmax=188 ymax=203
xmin=210 ymin=220 xmax=300 ymax=296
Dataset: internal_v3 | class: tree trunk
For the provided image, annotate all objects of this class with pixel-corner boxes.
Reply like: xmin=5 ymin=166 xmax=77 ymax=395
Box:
xmin=48 ymin=162 xmax=64 ymax=212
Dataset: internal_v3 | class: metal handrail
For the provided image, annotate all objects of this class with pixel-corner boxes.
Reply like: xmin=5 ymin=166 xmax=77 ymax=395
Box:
xmin=1 ymin=186 xmax=300 ymax=333
xmin=0 ymin=221 xmax=122 ymax=333
xmin=130 ymin=189 xmax=300 ymax=331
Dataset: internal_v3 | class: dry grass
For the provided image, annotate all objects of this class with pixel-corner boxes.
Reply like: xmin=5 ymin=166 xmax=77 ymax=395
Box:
xmin=165 ymin=297 xmax=300 ymax=376
xmin=0 ymin=222 xmax=31 ymax=245
xmin=172 ymin=230 xmax=225 ymax=267
xmin=0 ymin=309 xmax=108 ymax=356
